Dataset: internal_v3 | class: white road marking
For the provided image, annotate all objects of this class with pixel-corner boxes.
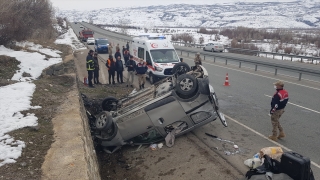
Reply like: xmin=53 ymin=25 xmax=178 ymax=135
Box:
xmin=224 ymin=114 xmax=320 ymax=169
xmin=183 ymin=57 xmax=320 ymax=91
xmin=264 ymin=94 xmax=320 ymax=114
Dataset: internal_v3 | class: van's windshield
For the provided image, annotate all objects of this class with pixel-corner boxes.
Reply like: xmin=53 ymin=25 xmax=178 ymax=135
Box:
xmin=150 ymin=49 xmax=179 ymax=63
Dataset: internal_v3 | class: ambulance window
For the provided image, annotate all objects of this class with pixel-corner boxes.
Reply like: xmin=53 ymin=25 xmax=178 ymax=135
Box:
xmin=138 ymin=47 xmax=144 ymax=59
xmin=146 ymin=52 xmax=152 ymax=65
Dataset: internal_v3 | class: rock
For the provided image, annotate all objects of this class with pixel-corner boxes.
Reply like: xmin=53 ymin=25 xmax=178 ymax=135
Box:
xmin=49 ymin=84 xmax=53 ymax=87
xmin=22 ymin=72 xmax=32 ymax=77
xmin=20 ymin=162 xmax=27 ymax=167
xmin=44 ymin=89 xmax=49 ymax=91
xmin=29 ymin=171 xmax=34 ymax=175
xmin=46 ymin=68 xmax=54 ymax=75
xmin=28 ymin=125 xmax=40 ymax=131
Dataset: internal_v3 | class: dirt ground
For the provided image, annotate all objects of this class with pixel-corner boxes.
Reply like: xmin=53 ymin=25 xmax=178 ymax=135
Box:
xmin=0 ymin=44 xmax=75 ymax=180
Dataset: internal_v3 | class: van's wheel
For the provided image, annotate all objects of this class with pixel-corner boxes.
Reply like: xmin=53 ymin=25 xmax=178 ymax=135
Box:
xmin=172 ymin=62 xmax=190 ymax=76
xmin=175 ymin=74 xmax=198 ymax=97
xmin=211 ymin=48 xmax=214 ymax=52
xmin=101 ymin=97 xmax=118 ymax=111
xmin=95 ymin=111 xmax=113 ymax=131
xmin=149 ymin=73 xmax=156 ymax=84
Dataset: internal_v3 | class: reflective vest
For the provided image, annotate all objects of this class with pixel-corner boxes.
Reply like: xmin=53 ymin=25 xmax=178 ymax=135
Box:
xmin=86 ymin=59 xmax=95 ymax=71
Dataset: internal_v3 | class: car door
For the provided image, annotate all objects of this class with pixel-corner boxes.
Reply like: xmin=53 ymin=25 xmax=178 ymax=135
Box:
xmin=145 ymin=96 xmax=192 ymax=135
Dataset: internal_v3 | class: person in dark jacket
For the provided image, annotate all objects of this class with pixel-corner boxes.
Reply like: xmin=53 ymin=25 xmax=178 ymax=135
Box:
xmin=86 ymin=50 xmax=95 ymax=88
xmin=123 ymin=49 xmax=130 ymax=64
xmin=122 ymin=46 xmax=126 ymax=55
xmin=126 ymin=55 xmax=136 ymax=88
xmin=268 ymin=81 xmax=289 ymax=141
xmin=93 ymin=52 xmax=100 ymax=84
xmin=115 ymin=56 xmax=124 ymax=83
xmin=114 ymin=49 xmax=121 ymax=60
xmin=135 ymin=58 xmax=148 ymax=89
xmin=106 ymin=55 xmax=116 ymax=84
xmin=126 ymin=42 xmax=130 ymax=51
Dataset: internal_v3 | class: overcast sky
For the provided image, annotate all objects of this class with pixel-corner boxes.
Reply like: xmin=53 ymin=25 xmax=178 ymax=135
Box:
xmin=50 ymin=0 xmax=297 ymax=11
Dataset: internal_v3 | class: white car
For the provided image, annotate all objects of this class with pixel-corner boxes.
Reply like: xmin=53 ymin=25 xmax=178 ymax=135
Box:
xmin=203 ymin=42 xmax=224 ymax=52
xmin=87 ymin=37 xmax=95 ymax=45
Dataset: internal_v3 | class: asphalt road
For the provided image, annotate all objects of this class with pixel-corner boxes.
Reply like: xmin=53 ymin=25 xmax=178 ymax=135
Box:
xmin=71 ymin=22 xmax=320 ymax=179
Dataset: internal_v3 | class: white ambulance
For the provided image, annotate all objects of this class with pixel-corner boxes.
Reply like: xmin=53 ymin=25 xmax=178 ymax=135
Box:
xmin=131 ymin=34 xmax=181 ymax=84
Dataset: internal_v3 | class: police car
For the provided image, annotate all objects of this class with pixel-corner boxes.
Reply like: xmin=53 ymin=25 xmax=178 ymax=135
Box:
xmin=131 ymin=34 xmax=180 ymax=84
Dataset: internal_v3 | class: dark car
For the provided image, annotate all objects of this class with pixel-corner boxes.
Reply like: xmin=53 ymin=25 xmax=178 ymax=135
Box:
xmin=91 ymin=62 xmax=227 ymax=153
xmin=94 ymin=38 xmax=109 ymax=54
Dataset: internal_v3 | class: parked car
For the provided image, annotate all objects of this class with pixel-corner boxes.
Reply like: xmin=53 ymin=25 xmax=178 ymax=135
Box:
xmin=87 ymin=37 xmax=95 ymax=45
xmin=91 ymin=62 xmax=227 ymax=153
xmin=94 ymin=38 xmax=109 ymax=53
xmin=203 ymin=42 xmax=224 ymax=52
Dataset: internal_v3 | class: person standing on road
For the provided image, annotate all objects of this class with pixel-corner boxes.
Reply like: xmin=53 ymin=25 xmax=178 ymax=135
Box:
xmin=126 ymin=41 xmax=130 ymax=51
xmin=122 ymin=45 xmax=126 ymax=55
xmin=93 ymin=52 xmax=100 ymax=84
xmin=86 ymin=50 xmax=95 ymax=88
xmin=194 ymin=52 xmax=202 ymax=66
xmin=116 ymin=43 xmax=120 ymax=52
xmin=123 ymin=48 xmax=130 ymax=64
xmin=135 ymin=59 xmax=148 ymax=90
xmin=126 ymin=55 xmax=136 ymax=88
xmin=114 ymin=49 xmax=121 ymax=60
xmin=108 ymin=43 xmax=113 ymax=55
xmin=115 ymin=56 xmax=124 ymax=83
xmin=106 ymin=55 xmax=116 ymax=85
xmin=268 ymin=81 xmax=289 ymax=141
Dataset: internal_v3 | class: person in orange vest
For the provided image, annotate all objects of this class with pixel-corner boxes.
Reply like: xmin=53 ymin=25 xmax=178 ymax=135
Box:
xmin=268 ymin=81 xmax=289 ymax=141
xmin=106 ymin=55 xmax=116 ymax=84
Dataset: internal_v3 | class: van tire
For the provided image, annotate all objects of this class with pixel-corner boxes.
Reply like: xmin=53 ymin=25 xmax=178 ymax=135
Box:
xmin=149 ymin=73 xmax=156 ymax=84
xmin=95 ymin=111 xmax=113 ymax=131
xmin=211 ymin=48 xmax=214 ymax=52
xmin=172 ymin=62 xmax=190 ymax=76
xmin=175 ymin=74 xmax=198 ymax=97
xmin=101 ymin=97 xmax=118 ymax=111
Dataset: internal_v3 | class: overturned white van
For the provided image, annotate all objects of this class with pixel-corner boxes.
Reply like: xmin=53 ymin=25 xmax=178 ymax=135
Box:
xmin=131 ymin=34 xmax=180 ymax=84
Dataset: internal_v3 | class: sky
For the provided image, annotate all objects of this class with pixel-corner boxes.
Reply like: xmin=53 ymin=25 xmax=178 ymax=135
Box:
xmin=50 ymin=0 xmax=297 ymax=11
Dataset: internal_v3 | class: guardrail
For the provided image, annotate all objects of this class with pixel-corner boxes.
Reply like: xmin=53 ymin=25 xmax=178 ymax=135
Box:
xmin=171 ymin=41 xmax=320 ymax=64
xmin=78 ymin=22 xmax=320 ymax=81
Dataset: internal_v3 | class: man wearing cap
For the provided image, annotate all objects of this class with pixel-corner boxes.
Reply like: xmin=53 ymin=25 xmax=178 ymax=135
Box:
xmin=269 ymin=81 xmax=289 ymax=141
xmin=86 ymin=50 xmax=95 ymax=87
xmin=194 ymin=52 xmax=202 ymax=66
xmin=135 ymin=58 xmax=148 ymax=90
xmin=126 ymin=55 xmax=136 ymax=88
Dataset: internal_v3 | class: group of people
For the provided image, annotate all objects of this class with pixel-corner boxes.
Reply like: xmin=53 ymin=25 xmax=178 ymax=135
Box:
xmin=86 ymin=42 xmax=148 ymax=89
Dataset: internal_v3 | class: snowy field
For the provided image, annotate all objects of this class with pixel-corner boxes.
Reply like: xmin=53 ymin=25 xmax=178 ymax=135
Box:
xmin=0 ymin=26 xmax=84 ymax=167
xmin=104 ymin=27 xmax=320 ymax=64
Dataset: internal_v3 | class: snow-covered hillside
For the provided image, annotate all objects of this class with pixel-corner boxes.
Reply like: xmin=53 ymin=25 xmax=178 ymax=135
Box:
xmin=56 ymin=2 xmax=320 ymax=28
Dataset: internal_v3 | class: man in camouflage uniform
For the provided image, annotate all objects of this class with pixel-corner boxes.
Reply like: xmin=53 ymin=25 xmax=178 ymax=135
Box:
xmin=269 ymin=81 xmax=289 ymax=141
xmin=194 ymin=52 xmax=202 ymax=66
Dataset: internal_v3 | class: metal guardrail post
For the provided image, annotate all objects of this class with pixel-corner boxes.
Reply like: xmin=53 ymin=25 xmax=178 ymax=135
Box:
xmin=299 ymin=73 xmax=302 ymax=81
xmin=255 ymin=65 xmax=258 ymax=71
xmin=188 ymin=52 xmax=189 ymax=57
xmin=225 ymin=59 xmax=228 ymax=65
xmin=204 ymin=56 xmax=205 ymax=60
xmin=291 ymin=57 xmax=293 ymax=61
xmin=301 ymin=58 xmax=303 ymax=62
xmin=273 ymin=55 xmax=275 ymax=59
xmin=214 ymin=57 xmax=216 ymax=63
xmin=239 ymin=62 xmax=241 ymax=68
xmin=181 ymin=51 xmax=182 ymax=55
xmin=275 ymin=69 xmax=278 ymax=76
xmin=282 ymin=56 xmax=284 ymax=60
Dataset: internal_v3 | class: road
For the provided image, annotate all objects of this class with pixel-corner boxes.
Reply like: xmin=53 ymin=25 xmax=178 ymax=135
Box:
xmin=71 ymin=22 xmax=320 ymax=179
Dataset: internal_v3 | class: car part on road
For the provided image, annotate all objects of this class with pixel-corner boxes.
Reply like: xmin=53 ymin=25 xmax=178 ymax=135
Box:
xmin=205 ymin=133 xmax=235 ymax=144
xmin=149 ymin=72 xmax=156 ymax=84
